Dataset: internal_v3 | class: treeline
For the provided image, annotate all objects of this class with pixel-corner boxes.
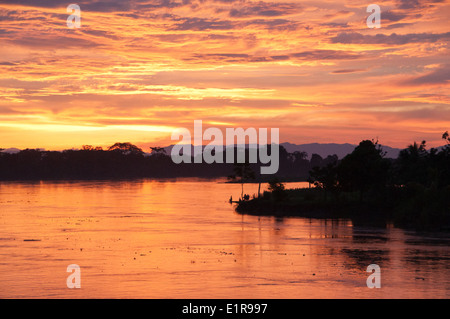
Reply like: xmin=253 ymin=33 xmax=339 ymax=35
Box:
xmin=307 ymin=136 xmax=450 ymax=199
xmin=239 ymin=132 xmax=450 ymax=230
xmin=0 ymin=142 xmax=335 ymax=180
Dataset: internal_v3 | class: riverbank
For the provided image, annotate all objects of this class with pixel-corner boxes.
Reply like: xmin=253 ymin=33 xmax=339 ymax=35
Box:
xmin=234 ymin=187 xmax=450 ymax=231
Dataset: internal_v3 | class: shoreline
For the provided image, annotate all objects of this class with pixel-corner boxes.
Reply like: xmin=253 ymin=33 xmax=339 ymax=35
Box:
xmin=233 ymin=188 xmax=450 ymax=232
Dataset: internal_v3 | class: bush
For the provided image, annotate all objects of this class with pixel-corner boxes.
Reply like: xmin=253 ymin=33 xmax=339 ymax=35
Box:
xmin=268 ymin=178 xmax=287 ymax=201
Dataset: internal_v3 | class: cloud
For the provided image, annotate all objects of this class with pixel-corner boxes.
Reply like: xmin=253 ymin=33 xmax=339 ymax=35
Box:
xmin=0 ymin=106 xmax=24 ymax=114
xmin=1 ymin=0 xmax=137 ymax=11
xmin=331 ymin=32 xmax=450 ymax=45
xmin=291 ymin=50 xmax=360 ymax=60
xmin=395 ymin=0 xmax=444 ymax=10
xmin=382 ymin=10 xmax=410 ymax=22
xmin=169 ymin=16 xmax=301 ymax=32
xmin=229 ymin=2 xmax=302 ymax=18
xmin=0 ymin=78 xmax=49 ymax=90
xmin=402 ymin=65 xmax=450 ymax=85
xmin=184 ymin=49 xmax=360 ymax=64
xmin=0 ymin=0 xmax=63 ymax=8
xmin=330 ymin=69 xmax=366 ymax=74
xmin=171 ymin=17 xmax=235 ymax=31
xmin=3 ymin=33 xmax=102 ymax=49
xmin=385 ymin=23 xmax=415 ymax=30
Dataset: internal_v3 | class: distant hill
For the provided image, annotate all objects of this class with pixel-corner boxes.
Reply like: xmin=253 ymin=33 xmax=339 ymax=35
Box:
xmin=0 ymin=148 xmax=21 ymax=154
xmin=156 ymin=142 xmax=402 ymax=159
xmin=5 ymin=143 xmax=443 ymax=160
xmin=280 ymin=142 xmax=402 ymax=159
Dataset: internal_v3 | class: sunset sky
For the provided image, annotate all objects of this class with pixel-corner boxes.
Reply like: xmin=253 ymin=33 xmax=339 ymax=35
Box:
xmin=0 ymin=0 xmax=449 ymax=151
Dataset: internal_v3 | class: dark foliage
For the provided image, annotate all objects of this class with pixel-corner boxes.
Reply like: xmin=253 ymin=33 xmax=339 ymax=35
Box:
xmin=240 ymin=134 xmax=450 ymax=231
xmin=0 ymin=143 xmax=334 ymax=181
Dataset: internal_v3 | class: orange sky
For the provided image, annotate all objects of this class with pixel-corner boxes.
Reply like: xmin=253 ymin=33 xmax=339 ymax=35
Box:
xmin=0 ymin=0 xmax=449 ymax=150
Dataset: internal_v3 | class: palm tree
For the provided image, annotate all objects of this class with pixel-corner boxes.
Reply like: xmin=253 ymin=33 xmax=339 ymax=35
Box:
xmin=228 ymin=162 xmax=255 ymax=199
xmin=443 ymin=131 xmax=449 ymax=144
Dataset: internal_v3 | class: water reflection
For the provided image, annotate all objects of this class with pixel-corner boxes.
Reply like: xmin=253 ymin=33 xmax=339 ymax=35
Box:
xmin=0 ymin=179 xmax=449 ymax=298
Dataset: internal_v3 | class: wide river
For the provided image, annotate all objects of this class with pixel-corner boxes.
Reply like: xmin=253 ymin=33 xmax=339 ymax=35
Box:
xmin=0 ymin=179 xmax=449 ymax=298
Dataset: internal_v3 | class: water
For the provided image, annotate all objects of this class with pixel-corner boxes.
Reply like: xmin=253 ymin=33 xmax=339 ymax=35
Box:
xmin=0 ymin=179 xmax=449 ymax=298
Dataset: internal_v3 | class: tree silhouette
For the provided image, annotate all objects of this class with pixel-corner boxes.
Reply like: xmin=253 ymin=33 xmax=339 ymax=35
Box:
xmin=288 ymin=151 xmax=308 ymax=162
xmin=108 ymin=142 xmax=143 ymax=155
xmin=150 ymin=146 xmax=167 ymax=156
xmin=443 ymin=131 xmax=450 ymax=144
xmin=396 ymin=140 xmax=429 ymax=186
xmin=337 ymin=140 xmax=389 ymax=202
xmin=267 ymin=177 xmax=287 ymax=201
xmin=228 ymin=162 xmax=255 ymax=199
xmin=308 ymin=161 xmax=338 ymax=200
xmin=310 ymin=153 xmax=323 ymax=169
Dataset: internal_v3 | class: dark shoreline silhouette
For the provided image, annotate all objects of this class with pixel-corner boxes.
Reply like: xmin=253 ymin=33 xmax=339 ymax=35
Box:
xmin=235 ymin=134 xmax=450 ymax=232
xmin=2 ymin=135 xmax=449 ymax=231
xmin=0 ymin=143 xmax=333 ymax=181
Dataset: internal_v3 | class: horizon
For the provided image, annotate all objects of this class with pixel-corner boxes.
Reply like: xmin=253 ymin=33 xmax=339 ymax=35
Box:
xmin=2 ymin=139 xmax=447 ymax=153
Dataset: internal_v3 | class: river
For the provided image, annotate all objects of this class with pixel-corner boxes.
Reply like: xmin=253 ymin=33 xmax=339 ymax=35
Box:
xmin=0 ymin=179 xmax=449 ymax=298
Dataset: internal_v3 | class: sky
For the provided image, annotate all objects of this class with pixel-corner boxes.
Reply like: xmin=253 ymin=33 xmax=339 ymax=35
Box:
xmin=0 ymin=0 xmax=449 ymax=151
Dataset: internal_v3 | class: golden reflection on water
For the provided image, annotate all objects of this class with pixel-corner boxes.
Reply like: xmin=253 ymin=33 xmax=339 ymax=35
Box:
xmin=0 ymin=179 xmax=449 ymax=298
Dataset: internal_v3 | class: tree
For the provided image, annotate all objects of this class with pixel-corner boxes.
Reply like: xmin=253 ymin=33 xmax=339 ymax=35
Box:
xmin=443 ymin=131 xmax=450 ymax=144
xmin=288 ymin=151 xmax=308 ymax=162
xmin=323 ymin=154 xmax=338 ymax=166
xmin=267 ymin=177 xmax=287 ymax=201
xmin=228 ymin=162 xmax=255 ymax=199
xmin=310 ymin=153 xmax=323 ymax=169
xmin=150 ymin=146 xmax=167 ymax=157
xmin=438 ymin=132 xmax=450 ymax=187
xmin=108 ymin=142 xmax=143 ymax=155
xmin=338 ymin=140 xmax=389 ymax=202
xmin=396 ymin=140 xmax=429 ymax=186
xmin=308 ymin=161 xmax=339 ymax=200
